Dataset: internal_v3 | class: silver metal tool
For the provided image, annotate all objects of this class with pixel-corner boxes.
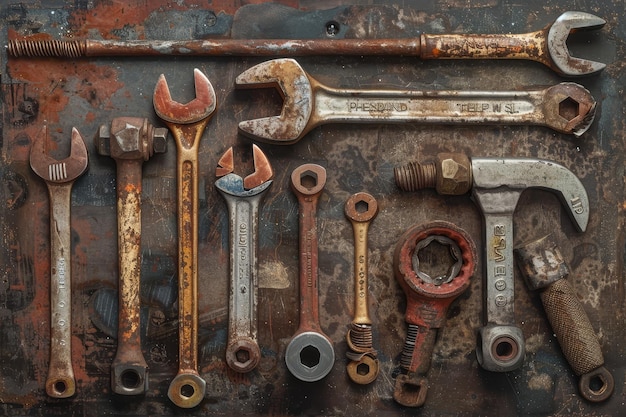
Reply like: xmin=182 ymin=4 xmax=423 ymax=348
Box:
xmin=235 ymin=58 xmax=596 ymax=144
xmin=29 ymin=127 xmax=89 ymax=398
xmin=215 ymin=145 xmax=273 ymax=373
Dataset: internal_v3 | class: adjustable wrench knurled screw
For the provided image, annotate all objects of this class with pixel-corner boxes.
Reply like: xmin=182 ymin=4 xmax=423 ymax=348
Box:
xmin=29 ymin=127 xmax=89 ymax=398
xmin=393 ymin=221 xmax=476 ymax=407
xmin=153 ymin=69 xmax=216 ymax=408
xmin=344 ymin=192 xmax=379 ymax=385
xmin=286 ymin=164 xmax=335 ymax=382
xmin=215 ymin=145 xmax=273 ymax=373
xmin=96 ymin=117 xmax=168 ymax=395
xmin=394 ymin=153 xmax=589 ymax=373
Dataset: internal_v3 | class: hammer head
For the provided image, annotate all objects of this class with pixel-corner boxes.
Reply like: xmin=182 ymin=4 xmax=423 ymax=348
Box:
xmin=547 ymin=11 xmax=606 ymax=77
xmin=471 ymin=158 xmax=589 ymax=232
xmin=235 ymin=58 xmax=313 ymax=144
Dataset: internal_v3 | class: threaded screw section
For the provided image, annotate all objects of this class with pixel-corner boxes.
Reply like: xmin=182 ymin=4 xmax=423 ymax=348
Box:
xmin=394 ymin=161 xmax=436 ymax=192
xmin=8 ymin=40 xmax=85 ymax=58
xmin=400 ymin=324 xmax=419 ymax=370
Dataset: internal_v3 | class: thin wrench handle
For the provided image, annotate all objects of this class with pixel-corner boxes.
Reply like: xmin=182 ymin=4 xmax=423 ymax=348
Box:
xmin=46 ymin=183 xmax=76 ymax=398
xmin=351 ymin=220 xmax=372 ymax=325
xmin=420 ymin=31 xmax=547 ymax=63
xmin=296 ymin=194 xmax=322 ymax=331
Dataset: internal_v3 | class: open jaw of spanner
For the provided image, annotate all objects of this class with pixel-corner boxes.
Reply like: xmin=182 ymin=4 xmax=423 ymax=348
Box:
xmin=153 ymin=69 xmax=216 ymax=408
xmin=9 ymin=11 xmax=606 ymax=77
xmin=393 ymin=222 xmax=476 ymax=407
xmin=286 ymin=164 xmax=335 ymax=382
xmin=215 ymin=145 xmax=273 ymax=373
xmin=235 ymin=58 xmax=596 ymax=144
xmin=29 ymin=127 xmax=89 ymax=398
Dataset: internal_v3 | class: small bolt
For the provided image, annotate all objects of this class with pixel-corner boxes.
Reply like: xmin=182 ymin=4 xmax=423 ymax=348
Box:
xmin=153 ymin=128 xmax=168 ymax=154
xmin=96 ymin=124 xmax=111 ymax=156
xmin=326 ymin=21 xmax=340 ymax=37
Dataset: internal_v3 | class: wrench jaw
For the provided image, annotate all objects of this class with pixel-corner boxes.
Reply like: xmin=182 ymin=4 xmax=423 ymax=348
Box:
xmin=153 ymin=69 xmax=216 ymax=125
xmin=30 ymin=127 xmax=89 ymax=184
xmin=541 ymin=83 xmax=596 ymax=137
xmin=236 ymin=58 xmax=313 ymax=144
xmin=168 ymin=372 xmax=206 ymax=409
xmin=225 ymin=338 xmax=262 ymax=374
xmin=111 ymin=364 xmax=148 ymax=396
xmin=547 ymin=11 xmax=607 ymax=77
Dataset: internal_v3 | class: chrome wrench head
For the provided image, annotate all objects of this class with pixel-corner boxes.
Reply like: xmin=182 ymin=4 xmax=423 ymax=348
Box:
xmin=236 ymin=58 xmax=313 ymax=144
xmin=215 ymin=145 xmax=273 ymax=373
xmin=547 ymin=11 xmax=606 ymax=77
xmin=30 ymin=127 xmax=89 ymax=183
xmin=153 ymin=68 xmax=216 ymax=125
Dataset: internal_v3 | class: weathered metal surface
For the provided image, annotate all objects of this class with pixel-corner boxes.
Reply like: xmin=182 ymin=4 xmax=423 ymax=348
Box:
xmin=0 ymin=0 xmax=625 ymax=415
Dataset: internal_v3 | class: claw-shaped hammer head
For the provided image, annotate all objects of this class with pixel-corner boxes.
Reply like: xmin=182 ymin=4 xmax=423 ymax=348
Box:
xmin=153 ymin=68 xmax=216 ymax=124
xmin=236 ymin=59 xmax=313 ymax=144
xmin=547 ymin=11 xmax=606 ymax=77
xmin=30 ymin=127 xmax=89 ymax=184
xmin=471 ymin=158 xmax=589 ymax=232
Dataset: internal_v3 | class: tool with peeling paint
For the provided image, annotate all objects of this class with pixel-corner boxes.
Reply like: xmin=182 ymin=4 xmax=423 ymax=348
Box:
xmin=96 ymin=117 xmax=168 ymax=395
xmin=153 ymin=68 xmax=216 ymax=408
xmin=8 ymin=11 xmax=605 ymax=76
xmin=29 ymin=127 xmax=89 ymax=398
xmin=215 ymin=144 xmax=273 ymax=373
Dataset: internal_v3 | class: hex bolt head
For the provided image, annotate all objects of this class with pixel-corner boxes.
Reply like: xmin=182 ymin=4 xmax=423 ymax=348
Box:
xmin=153 ymin=128 xmax=168 ymax=154
xmin=436 ymin=153 xmax=472 ymax=195
xmin=96 ymin=124 xmax=111 ymax=156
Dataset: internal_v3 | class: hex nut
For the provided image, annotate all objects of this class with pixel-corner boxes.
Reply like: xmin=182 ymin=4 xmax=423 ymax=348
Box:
xmin=153 ymin=128 xmax=168 ymax=154
xmin=96 ymin=124 xmax=111 ymax=156
xmin=435 ymin=153 xmax=472 ymax=195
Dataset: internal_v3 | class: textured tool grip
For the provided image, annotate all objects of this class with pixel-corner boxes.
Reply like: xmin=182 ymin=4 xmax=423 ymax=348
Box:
xmin=540 ymin=279 xmax=604 ymax=375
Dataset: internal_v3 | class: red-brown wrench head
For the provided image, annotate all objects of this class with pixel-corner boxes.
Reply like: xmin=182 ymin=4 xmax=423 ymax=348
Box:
xmin=215 ymin=144 xmax=273 ymax=191
xmin=29 ymin=127 xmax=89 ymax=184
xmin=236 ymin=58 xmax=313 ymax=144
xmin=153 ymin=68 xmax=216 ymax=124
xmin=547 ymin=11 xmax=606 ymax=76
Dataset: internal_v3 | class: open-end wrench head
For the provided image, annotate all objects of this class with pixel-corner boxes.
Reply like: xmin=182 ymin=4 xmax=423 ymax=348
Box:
xmin=236 ymin=58 xmax=312 ymax=143
xmin=471 ymin=158 xmax=589 ymax=232
xmin=30 ymin=127 xmax=89 ymax=184
xmin=215 ymin=144 xmax=274 ymax=192
xmin=245 ymin=144 xmax=274 ymax=189
xmin=542 ymin=83 xmax=596 ymax=137
xmin=290 ymin=163 xmax=326 ymax=196
xmin=548 ymin=11 xmax=606 ymax=76
xmin=153 ymin=68 xmax=216 ymax=124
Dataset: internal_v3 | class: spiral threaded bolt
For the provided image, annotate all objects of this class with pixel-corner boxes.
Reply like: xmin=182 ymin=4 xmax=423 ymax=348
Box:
xmin=394 ymin=153 xmax=472 ymax=195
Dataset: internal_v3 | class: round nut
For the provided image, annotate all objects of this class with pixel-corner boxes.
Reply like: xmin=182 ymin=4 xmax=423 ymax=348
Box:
xmin=435 ymin=153 xmax=472 ymax=195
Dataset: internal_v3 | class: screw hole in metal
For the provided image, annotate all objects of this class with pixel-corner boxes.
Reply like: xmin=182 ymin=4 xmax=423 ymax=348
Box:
xmin=180 ymin=383 xmax=196 ymax=399
xmin=120 ymin=369 xmax=141 ymax=389
xmin=54 ymin=381 xmax=67 ymax=395
xmin=300 ymin=345 xmax=321 ymax=368
xmin=325 ymin=21 xmax=340 ymax=36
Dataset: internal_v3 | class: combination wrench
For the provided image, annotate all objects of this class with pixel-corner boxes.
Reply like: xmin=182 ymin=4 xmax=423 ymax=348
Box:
xmin=96 ymin=117 xmax=168 ymax=395
xmin=29 ymin=127 xmax=89 ymax=398
xmin=8 ymin=11 xmax=606 ymax=76
xmin=215 ymin=145 xmax=273 ymax=373
xmin=393 ymin=222 xmax=476 ymax=407
xmin=286 ymin=164 xmax=335 ymax=382
xmin=153 ymin=69 xmax=216 ymax=408
xmin=344 ymin=193 xmax=379 ymax=385
xmin=235 ymin=58 xmax=596 ymax=144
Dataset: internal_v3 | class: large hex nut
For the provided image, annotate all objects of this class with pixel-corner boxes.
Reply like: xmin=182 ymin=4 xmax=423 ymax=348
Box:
xmin=436 ymin=153 xmax=472 ymax=195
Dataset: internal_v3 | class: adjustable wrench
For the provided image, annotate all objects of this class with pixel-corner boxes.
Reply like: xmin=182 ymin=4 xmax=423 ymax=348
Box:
xmin=29 ymin=127 xmax=89 ymax=398
xmin=395 ymin=153 xmax=589 ymax=372
xmin=9 ymin=11 xmax=605 ymax=76
xmin=515 ymin=235 xmax=614 ymax=402
xmin=344 ymin=192 xmax=379 ymax=385
xmin=235 ymin=58 xmax=596 ymax=144
xmin=393 ymin=222 xmax=476 ymax=407
xmin=96 ymin=118 xmax=168 ymax=395
xmin=215 ymin=145 xmax=273 ymax=373
xmin=153 ymin=69 xmax=216 ymax=408
xmin=286 ymin=164 xmax=335 ymax=382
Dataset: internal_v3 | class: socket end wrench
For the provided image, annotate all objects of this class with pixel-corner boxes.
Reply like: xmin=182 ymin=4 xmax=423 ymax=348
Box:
xmin=515 ymin=234 xmax=614 ymax=402
xmin=286 ymin=164 xmax=335 ymax=382
xmin=216 ymin=144 xmax=273 ymax=373
xmin=30 ymin=127 xmax=88 ymax=398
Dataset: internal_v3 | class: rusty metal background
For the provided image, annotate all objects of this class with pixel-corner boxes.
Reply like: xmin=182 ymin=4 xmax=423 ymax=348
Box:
xmin=0 ymin=1 xmax=624 ymax=415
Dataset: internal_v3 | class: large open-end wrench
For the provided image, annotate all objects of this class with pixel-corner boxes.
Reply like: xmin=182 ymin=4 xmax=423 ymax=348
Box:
xmin=9 ymin=11 xmax=606 ymax=76
xmin=515 ymin=235 xmax=614 ymax=402
xmin=153 ymin=69 xmax=216 ymax=408
xmin=96 ymin=118 xmax=168 ymax=395
xmin=29 ymin=127 xmax=88 ymax=398
xmin=344 ymin=192 xmax=379 ymax=385
xmin=395 ymin=153 xmax=589 ymax=373
xmin=215 ymin=145 xmax=273 ymax=373
xmin=393 ymin=222 xmax=476 ymax=407
xmin=286 ymin=164 xmax=335 ymax=382
xmin=235 ymin=58 xmax=596 ymax=144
